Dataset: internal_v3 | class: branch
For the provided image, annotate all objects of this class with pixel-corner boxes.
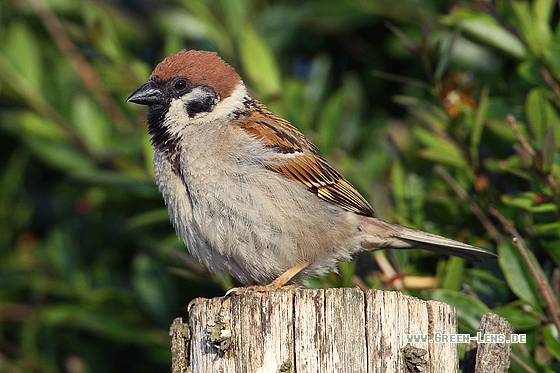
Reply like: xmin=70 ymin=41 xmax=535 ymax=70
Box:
xmin=488 ymin=206 xmax=560 ymax=334
xmin=434 ymin=165 xmax=502 ymax=244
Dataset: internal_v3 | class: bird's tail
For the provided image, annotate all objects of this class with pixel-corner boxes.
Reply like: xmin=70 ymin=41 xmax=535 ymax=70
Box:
xmin=360 ymin=217 xmax=496 ymax=262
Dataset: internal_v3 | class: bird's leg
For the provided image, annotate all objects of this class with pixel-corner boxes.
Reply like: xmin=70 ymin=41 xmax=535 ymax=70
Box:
xmin=227 ymin=261 xmax=310 ymax=295
xmin=263 ymin=261 xmax=310 ymax=290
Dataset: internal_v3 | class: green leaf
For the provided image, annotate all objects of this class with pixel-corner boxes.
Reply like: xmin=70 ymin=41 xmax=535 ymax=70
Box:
xmin=71 ymin=170 xmax=157 ymax=196
xmin=157 ymin=9 xmax=211 ymax=41
xmin=501 ymin=192 xmax=558 ymax=213
xmin=72 ymin=94 xmax=110 ymax=154
xmin=435 ymin=28 xmax=461 ymax=82
xmin=540 ymin=126 xmax=555 ymax=173
xmin=40 ymin=304 xmax=168 ymax=346
xmin=391 ymin=158 xmax=407 ymax=218
xmin=18 ymin=111 xmax=68 ymax=141
xmin=25 ymin=137 xmax=96 ymax=173
xmin=393 ymin=95 xmax=449 ymax=129
xmin=239 ymin=25 xmax=281 ymax=97
xmin=404 ymin=173 xmax=425 ymax=227
xmin=338 ymin=73 xmax=365 ymax=149
xmin=533 ymin=0 xmax=556 ymax=26
xmin=338 ymin=261 xmax=356 ymax=288
xmin=511 ymin=0 xmax=554 ymax=56
xmin=132 ymin=254 xmax=177 ymax=324
xmin=492 ymin=302 xmax=540 ymax=331
xmin=431 ymin=289 xmax=491 ymax=332
xmin=440 ymin=257 xmax=466 ymax=291
xmin=534 ymin=221 xmax=560 ymax=234
xmin=469 ymin=85 xmax=489 ymax=168
xmin=543 ymin=45 xmax=560 ymax=79
xmin=542 ymin=324 xmax=560 ymax=361
xmin=83 ymin=2 xmax=121 ymax=59
xmin=43 ymin=229 xmax=80 ymax=282
xmin=283 ymin=79 xmax=310 ymax=131
xmin=316 ymin=90 xmax=344 ymax=153
xmin=483 ymin=155 xmax=531 ymax=180
xmin=2 ymin=21 xmax=42 ymax=88
xmin=414 ymin=127 xmax=469 ymax=169
xmin=0 ymin=149 xmax=33 ymax=248
xmin=525 ymin=88 xmax=560 ymax=142
xmin=540 ymin=238 xmax=560 ymax=267
xmin=219 ymin=0 xmax=247 ymax=38
xmin=175 ymin=0 xmax=234 ymax=55
xmin=443 ymin=10 xmax=526 ymax=59
xmin=306 ymin=54 xmax=332 ymax=106
xmin=485 ymin=117 xmax=531 ymax=144
xmin=127 ymin=209 xmax=171 ymax=231
xmin=517 ymin=59 xmax=545 ymax=85
xmin=497 ymin=240 xmax=542 ymax=310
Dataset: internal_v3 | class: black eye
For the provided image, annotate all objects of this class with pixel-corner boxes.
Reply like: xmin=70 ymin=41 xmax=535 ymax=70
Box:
xmin=174 ymin=79 xmax=187 ymax=91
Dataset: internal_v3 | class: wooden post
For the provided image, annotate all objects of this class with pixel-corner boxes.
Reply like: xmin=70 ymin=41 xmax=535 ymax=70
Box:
xmin=463 ymin=313 xmax=513 ymax=373
xmin=171 ymin=288 xmax=464 ymax=372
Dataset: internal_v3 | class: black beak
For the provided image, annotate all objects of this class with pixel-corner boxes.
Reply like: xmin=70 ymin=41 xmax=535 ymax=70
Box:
xmin=127 ymin=82 xmax=163 ymax=105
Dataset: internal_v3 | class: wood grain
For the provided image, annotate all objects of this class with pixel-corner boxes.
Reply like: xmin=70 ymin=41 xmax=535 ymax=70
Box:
xmin=177 ymin=288 xmax=505 ymax=373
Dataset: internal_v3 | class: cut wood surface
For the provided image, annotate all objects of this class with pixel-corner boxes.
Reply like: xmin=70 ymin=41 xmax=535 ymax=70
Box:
xmin=174 ymin=288 xmax=462 ymax=373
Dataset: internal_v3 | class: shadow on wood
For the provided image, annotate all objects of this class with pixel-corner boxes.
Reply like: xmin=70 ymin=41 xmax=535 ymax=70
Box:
xmin=170 ymin=288 xmax=512 ymax=372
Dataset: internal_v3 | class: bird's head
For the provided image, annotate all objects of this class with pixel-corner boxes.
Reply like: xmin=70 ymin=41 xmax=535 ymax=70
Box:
xmin=127 ymin=50 xmax=245 ymax=149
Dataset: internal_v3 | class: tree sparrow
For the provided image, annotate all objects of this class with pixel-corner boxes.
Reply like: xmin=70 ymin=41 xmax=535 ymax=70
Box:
xmin=127 ymin=50 xmax=496 ymax=290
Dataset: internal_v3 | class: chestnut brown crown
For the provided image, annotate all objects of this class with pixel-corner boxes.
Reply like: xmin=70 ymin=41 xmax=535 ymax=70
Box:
xmin=151 ymin=50 xmax=241 ymax=101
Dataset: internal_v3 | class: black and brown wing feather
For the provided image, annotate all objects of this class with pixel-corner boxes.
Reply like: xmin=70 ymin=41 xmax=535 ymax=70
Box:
xmin=236 ymin=100 xmax=375 ymax=217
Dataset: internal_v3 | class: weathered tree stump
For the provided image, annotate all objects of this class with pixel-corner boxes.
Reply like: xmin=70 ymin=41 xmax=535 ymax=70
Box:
xmin=170 ymin=288 xmax=470 ymax=372
xmin=463 ymin=313 xmax=513 ymax=373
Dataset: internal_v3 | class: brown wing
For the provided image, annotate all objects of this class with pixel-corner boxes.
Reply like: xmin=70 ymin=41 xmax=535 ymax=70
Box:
xmin=235 ymin=100 xmax=375 ymax=217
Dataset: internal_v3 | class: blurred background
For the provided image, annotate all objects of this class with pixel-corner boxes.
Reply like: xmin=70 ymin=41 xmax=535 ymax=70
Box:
xmin=1 ymin=0 xmax=559 ymax=372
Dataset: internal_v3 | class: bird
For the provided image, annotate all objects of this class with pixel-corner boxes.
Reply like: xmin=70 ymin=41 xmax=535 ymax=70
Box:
xmin=127 ymin=50 xmax=496 ymax=291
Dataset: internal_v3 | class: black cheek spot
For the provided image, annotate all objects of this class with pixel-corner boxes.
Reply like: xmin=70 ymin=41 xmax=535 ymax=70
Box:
xmin=186 ymin=94 xmax=216 ymax=117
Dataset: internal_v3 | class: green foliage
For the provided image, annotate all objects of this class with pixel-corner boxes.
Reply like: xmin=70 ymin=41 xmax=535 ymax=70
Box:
xmin=0 ymin=0 xmax=559 ymax=372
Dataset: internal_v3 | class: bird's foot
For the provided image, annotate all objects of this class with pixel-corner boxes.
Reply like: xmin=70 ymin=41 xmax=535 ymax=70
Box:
xmin=224 ymin=283 xmax=305 ymax=297
xmin=224 ymin=261 xmax=310 ymax=296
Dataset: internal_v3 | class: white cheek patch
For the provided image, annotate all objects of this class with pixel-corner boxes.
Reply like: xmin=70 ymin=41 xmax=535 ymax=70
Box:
xmin=163 ymin=82 xmax=249 ymax=134
xmin=164 ymin=99 xmax=192 ymax=137
xmin=204 ymin=83 xmax=248 ymax=121
xmin=164 ymin=86 xmax=218 ymax=132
